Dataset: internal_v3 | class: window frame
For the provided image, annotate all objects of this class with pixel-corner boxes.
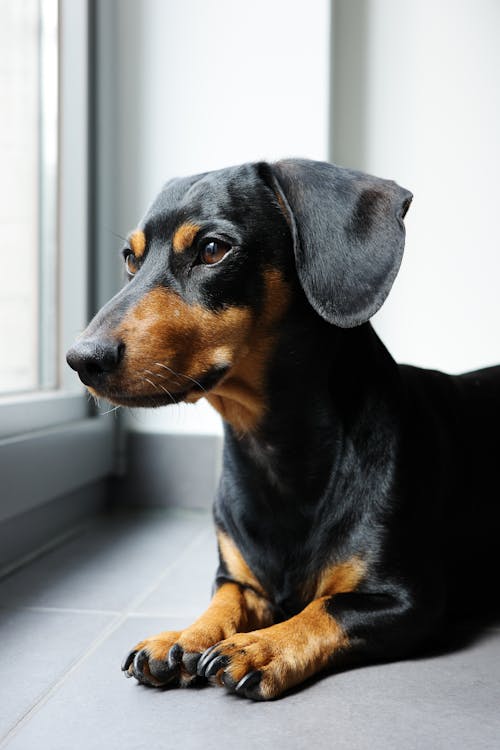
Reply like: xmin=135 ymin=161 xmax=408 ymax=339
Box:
xmin=0 ymin=0 xmax=115 ymax=519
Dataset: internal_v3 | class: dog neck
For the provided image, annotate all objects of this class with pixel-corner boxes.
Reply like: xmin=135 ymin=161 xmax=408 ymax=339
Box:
xmin=216 ymin=319 xmax=400 ymax=500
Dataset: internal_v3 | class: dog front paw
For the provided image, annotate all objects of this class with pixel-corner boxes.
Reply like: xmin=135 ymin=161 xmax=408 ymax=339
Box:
xmin=121 ymin=630 xmax=183 ymax=687
xmin=121 ymin=628 xmax=226 ymax=688
xmin=197 ymin=631 xmax=293 ymax=700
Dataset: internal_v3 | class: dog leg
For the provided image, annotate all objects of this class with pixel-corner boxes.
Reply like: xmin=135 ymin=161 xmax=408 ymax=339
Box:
xmin=197 ymin=591 xmax=422 ymax=700
xmin=195 ymin=595 xmax=342 ymax=699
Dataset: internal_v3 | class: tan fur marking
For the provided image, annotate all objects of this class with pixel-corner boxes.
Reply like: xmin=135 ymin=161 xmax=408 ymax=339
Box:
xmin=209 ymin=346 xmax=233 ymax=367
xmin=206 ymin=269 xmax=291 ymax=433
xmin=106 ymin=269 xmax=290 ymax=434
xmin=129 ymin=230 xmax=146 ymax=258
xmin=242 ymin=587 xmax=274 ymax=631
xmin=213 ymin=597 xmax=348 ymax=698
xmin=217 ymin=530 xmax=267 ymax=597
xmin=172 ymin=222 xmax=200 ymax=253
xmin=179 ymin=583 xmax=252 ymax=648
xmin=112 ymin=287 xmax=253 ymax=403
xmin=313 ymin=556 xmax=366 ymax=598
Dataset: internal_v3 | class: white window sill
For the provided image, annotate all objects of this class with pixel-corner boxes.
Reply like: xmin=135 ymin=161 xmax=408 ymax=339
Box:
xmin=0 ymin=415 xmax=115 ymax=523
xmin=0 ymin=390 xmax=90 ymax=441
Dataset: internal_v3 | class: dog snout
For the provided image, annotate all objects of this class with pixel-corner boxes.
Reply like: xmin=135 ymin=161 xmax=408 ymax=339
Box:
xmin=66 ymin=338 xmax=125 ymax=387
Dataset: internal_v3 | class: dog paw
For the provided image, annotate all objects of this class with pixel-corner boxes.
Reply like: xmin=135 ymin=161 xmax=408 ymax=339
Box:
xmin=121 ymin=629 xmax=218 ymax=688
xmin=196 ymin=631 xmax=292 ymax=700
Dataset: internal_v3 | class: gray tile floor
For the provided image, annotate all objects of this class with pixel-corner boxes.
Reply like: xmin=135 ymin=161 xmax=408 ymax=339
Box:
xmin=1 ymin=509 xmax=499 ymax=750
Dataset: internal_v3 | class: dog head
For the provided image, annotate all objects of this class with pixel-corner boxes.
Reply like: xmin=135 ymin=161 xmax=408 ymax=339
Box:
xmin=67 ymin=159 xmax=411 ymax=430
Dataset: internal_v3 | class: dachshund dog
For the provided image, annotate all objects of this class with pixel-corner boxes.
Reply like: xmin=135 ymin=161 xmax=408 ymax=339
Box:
xmin=67 ymin=159 xmax=500 ymax=700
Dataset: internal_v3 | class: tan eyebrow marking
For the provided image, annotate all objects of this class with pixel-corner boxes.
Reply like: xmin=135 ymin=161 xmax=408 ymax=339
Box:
xmin=172 ymin=222 xmax=201 ymax=253
xmin=129 ymin=230 xmax=146 ymax=258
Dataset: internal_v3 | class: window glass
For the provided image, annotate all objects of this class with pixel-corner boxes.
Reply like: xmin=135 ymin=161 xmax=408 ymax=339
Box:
xmin=0 ymin=0 xmax=58 ymax=394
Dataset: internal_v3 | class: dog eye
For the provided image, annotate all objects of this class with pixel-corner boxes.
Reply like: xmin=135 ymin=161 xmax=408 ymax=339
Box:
xmin=200 ymin=240 xmax=231 ymax=265
xmin=125 ymin=253 xmax=138 ymax=276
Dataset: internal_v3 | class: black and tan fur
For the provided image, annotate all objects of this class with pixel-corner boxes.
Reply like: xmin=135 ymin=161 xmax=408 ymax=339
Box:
xmin=67 ymin=159 xmax=500 ymax=700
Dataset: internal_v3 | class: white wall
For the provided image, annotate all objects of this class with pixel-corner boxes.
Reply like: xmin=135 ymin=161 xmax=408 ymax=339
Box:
xmin=109 ymin=0 xmax=331 ymax=435
xmin=107 ymin=0 xmax=499 ymax=441
xmin=333 ymin=0 xmax=500 ymax=374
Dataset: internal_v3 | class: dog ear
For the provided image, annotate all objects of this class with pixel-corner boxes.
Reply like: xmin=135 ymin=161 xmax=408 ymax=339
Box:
xmin=263 ymin=159 xmax=412 ymax=328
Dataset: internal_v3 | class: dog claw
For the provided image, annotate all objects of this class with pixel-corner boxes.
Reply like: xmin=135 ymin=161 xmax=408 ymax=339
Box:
xmin=128 ymin=649 xmax=155 ymax=686
xmin=197 ymin=644 xmax=220 ymax=676
xmin=121 ymin=649 xmax=137 ymax=672
xmin=168 ymin=643 xmax=183 ymax=668
xmin=236 ymin=670 xmax=262 ymax=697
xmin=220 ymin=671 xmax=237 ymax=690
xmin=132 ymin=650 xmax=149 ymax=679
xmin=182 ymin=651 xmax=202 ymax=675
xmin=204 ymin=654 xmax=230 ymax=678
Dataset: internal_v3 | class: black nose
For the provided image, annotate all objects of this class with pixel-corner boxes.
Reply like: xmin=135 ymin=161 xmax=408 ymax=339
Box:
xmin=66 ymin=338 xmax=125 ymax=387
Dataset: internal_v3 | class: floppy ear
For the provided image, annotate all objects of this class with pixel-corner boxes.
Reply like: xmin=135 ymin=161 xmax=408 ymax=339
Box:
xmin=265 ymin=159 xmax=412 ymax=328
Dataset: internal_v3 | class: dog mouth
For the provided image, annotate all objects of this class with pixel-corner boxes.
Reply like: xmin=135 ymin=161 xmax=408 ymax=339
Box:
xmin=92 ymin=364 xmax=230 ymax=408
xmin=104 ymin=390 xmax=192 ymax=408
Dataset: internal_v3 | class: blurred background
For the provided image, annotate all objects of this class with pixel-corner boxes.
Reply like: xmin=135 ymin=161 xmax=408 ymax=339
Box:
xmin=1 ymin=0 xmax=499 ymax=568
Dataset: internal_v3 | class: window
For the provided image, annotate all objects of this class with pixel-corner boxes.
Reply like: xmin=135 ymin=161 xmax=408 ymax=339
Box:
xmin=0 ymin=0 xmax=58 ymax=394
xmin=0 ymin=0 xmax=115 ymax=524
xmin=0 ymin=0 xmax=94 ymax=439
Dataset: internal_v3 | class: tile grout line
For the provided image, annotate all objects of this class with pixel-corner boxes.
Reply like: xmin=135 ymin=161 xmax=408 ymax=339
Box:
xmin=0 ymin=524 xmax=211 ymax=748
xmin=126 ymin=609 xmax=211 ymax=618
xmin=0 ymin=605 xmax=213 ymax=619
xmin=0 ymin=605 xmax=122 ymax=617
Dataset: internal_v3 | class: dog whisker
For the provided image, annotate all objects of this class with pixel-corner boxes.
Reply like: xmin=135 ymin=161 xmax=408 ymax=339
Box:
xmin=144 ymin=377 xmax=159 ymax=391
xmin=143 ymin=374 xmax=178 ymax=405
xmin=87 ymin=391 xmax=100 ymax=407
xmin=144 ymin=368 xmax=183 ymax=388
xmin=156 ymin=382 xmax=178 ymax=404
xmin=140 ymin=384 xmax=163 ymax=408
xmin=107 ymin=228 xmax=128 ymax=243
xmin=99 ymin=404 xmax=122 ymax=416
xmin=154 ymin=362 xmax=207 ymax=393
